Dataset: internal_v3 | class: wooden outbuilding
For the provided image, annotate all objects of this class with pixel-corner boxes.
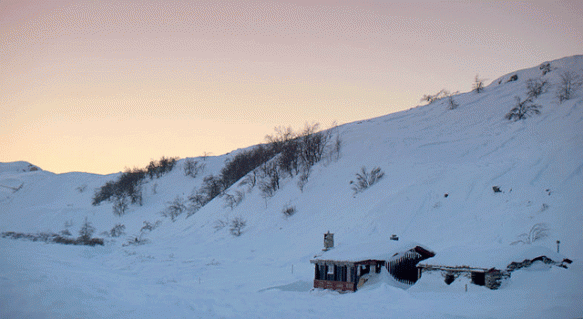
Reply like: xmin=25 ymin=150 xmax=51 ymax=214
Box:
xmin=417 ymin=245 xmax=572 ymax=290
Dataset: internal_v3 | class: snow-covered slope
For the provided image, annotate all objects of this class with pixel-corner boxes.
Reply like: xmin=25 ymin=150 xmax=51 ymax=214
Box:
xmin=1 ymin=56 xmax=582 ymax=318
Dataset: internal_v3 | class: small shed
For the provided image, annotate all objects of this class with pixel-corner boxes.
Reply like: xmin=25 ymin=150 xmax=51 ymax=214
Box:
xmin=310 ymin=239 xmax=435 ymax=292
xmin=418 ymin=245 xmax=572 ymax=289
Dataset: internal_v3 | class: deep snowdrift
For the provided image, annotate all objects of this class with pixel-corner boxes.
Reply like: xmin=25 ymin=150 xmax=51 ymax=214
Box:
xmin=1 ymin=55 xmax=582 ymax=318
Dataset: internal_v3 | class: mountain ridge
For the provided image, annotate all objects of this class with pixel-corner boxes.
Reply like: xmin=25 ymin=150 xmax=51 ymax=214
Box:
xmin=1 ymin=55 xmax=582 ymax=318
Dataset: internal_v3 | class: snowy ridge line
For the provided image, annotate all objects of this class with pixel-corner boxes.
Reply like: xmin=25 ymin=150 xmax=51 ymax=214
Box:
xmin=1 ymin=55 xmax=583 ymax=318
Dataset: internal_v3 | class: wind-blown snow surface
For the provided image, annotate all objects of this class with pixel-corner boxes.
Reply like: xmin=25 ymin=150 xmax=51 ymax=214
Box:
xmin=2 ymin=56 xmax=583 ymax=318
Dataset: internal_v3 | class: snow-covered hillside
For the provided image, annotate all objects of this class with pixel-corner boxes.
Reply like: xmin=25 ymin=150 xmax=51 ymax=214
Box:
xmin=1 ymin=56 xmax=583 ymax=318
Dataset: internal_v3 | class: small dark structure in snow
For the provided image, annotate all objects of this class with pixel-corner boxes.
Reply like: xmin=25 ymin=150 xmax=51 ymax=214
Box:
xmin=418 ymin=264 xmax=509 ymax=289
xmin=418 ymin=245 xmax=572 ymax=290
xmin=310 ymin=236 xmax=435 ymax=292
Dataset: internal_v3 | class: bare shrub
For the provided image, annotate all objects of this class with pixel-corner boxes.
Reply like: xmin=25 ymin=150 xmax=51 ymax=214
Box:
xmin=93 ymin=167 xmax=145 ymax=207
xmin=265 ymin=126 xmax=296 ymax=154
xmin=141 ymin=220 xmax=161 ymax=232
xmin=78 ymin=217 xmax=96 ymax=243
xmin=298 ymin=122 xmax=331 ymax=168
xmin=556 ymin=71 xmax=583 ymax=103
xmin=238 ymin=171 xmax=258 ymax=192
xmin=223 ymin=190 xmax=245 ymax=210
xmin=282 ymin=204 xmax=296 ymax=217
xmin=220 ymin=144 xmax=275 ymax=189
xmin=146 ymin=156 xmax=178 ymax=179
xmin=259 ymin=161 xmax=280 ymax=198
xmin=162 ymin=196 xmax=187 ymax=222
xmin=199 ymin=175 xmax=224 ymax=203
xmin=473 ymin=74 xmax=486 ymax=93
xmin=526 ymin=78 xmax=550 ymax=98
xmin=505 ymin=96 xmax=541 ymax=121
xmin=2 ymin=230 xmax=103 ymax=246
xmin=446 ymin=95 xmax=459 ymax=110
xmin=112 ymin=194 xmax=130 ymax=216
xmin=59 ymin=229 xmax=72 ymax=236
xmin=109 ymin=224 xmax=126 ymax=237
xmin=278 ymin=138 xmax=301 ymax=176
xmin=186 ymin=190 xmax=208 ymax=217
xmin=331 ymin=129 xmax=342 ymax=161
xmin=124 ymin=233 xmax=149 ymax=246
xmin=511 ymin=223 xmax=550 ymax=245
xmin=421 ymin=89 xmax=450 ymax=104
xmin=183 ymin=158 xmax=205 ymax=178
xmin=76 ymin=184 xmax=87 ymax=193
xmin=297 ymin=171 xmax=310 ymax=192
xmin=324 ymin=122 xmax=342 ymax=163
xmin=351 ymin=166 xmax=385 ymax=194
xmin=213 ymin=219 xmax=228 ymax=232
xmin=230 ymin=217 xmax=247 ymax=237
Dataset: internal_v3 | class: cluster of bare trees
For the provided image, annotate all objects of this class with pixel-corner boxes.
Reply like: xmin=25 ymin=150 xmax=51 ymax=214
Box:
xmin=421 ymin=89 xmax=460 ymax=110
xmin=506 ymin=62 xmax=582 ymax=121
xmin=92 ymin=156 xmax=179 ymax=216
xmin=174 ymin=123 xmax=341 ymax=222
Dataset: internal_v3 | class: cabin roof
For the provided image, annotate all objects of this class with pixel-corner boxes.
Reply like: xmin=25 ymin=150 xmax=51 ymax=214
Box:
xmin=310 ymin=239 xmax=434 ymax=264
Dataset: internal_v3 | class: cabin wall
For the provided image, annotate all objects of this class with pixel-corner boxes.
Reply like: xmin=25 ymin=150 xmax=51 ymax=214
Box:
xmin=313 ymin=263 xmax=358 ymax=292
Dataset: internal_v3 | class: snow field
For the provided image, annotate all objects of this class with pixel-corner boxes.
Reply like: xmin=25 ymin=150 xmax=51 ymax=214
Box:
xmin=1 ymin=55 xmax=583 ymax=318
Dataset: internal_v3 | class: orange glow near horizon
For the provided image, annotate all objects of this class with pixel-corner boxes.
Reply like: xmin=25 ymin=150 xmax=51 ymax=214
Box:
xmin=1 ymin=0 xmax=582 ymax=174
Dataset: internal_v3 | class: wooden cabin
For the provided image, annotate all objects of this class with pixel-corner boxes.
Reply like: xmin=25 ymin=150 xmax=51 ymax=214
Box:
xmin=311 ymin=259 xmax=385 ymax=292
xmin=310 ymin=236 xmax=435 ymax=292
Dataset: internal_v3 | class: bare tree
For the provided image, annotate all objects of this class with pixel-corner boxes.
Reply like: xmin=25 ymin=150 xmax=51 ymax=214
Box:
xmin=213 ymin=219 xmax=228 ymax=232
xmin=223 ymin=190 xmax=245 ymax=210
xmin=259 ymin=161 xmax=280 ymax=198
xmin=421 ymin=89 xmax=449 ymax=104
xmin=299 ymin=122 xmax=330 ymax=168
xmin=265 ymin=126 xmax=295 ymax=154
xmin=526 ymin=78 xmax=550 ymax=98
xmin=473 ymin=74 xmax=486 ymax=93
xmin=446 ymin=95 xmax=459 ymax=110
xmin=112 ymin=194 xmax=129 ymax=216
xmin=556 ymin=71 xmax=582 ymax=103
xmin=109 ymin=224 xmax=126 ymax=237
xmin=238 ymin=171 xmax=258 ymax=192
xmin=505 ymin=96 xmax=541 ymax=121
xmin=183 ymin=159 xmax=205 ymax=178
xmin=351 ymin=166 xmax=385 ymax=194
xmin=78 ymin=217 xmax=96 ymax=243
xmin=141 ymin=220 xmax=161 ymax=232
xmin=162 ymin=196 xmax=187 ymax=222
xmin=230 ymin=217 xmax=247 ymax=237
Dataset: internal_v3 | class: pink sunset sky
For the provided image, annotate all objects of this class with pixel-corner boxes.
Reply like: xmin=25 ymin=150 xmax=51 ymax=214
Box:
xmin=1 ymin=0 xmax=582 ymax=174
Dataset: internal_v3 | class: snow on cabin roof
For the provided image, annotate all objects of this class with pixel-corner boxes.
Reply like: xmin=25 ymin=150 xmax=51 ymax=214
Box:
xmin=425 ymin=245 xmax=567 ymax=270
xmin=311 ymin=240 xmax=433 ymax=263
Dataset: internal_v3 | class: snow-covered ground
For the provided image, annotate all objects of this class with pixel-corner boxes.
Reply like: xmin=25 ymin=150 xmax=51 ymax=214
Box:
xmin=1 ymin=55 xmax=583 ymax=318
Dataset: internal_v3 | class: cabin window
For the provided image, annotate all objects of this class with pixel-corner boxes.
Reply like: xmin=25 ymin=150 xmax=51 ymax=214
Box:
xmin=327 ymin=265 xmax=334 ymax=275
xmin=360 ymin=264 xmax=370 ymax=275
xmin=319 ymin=264 xmax=326 ymax=280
